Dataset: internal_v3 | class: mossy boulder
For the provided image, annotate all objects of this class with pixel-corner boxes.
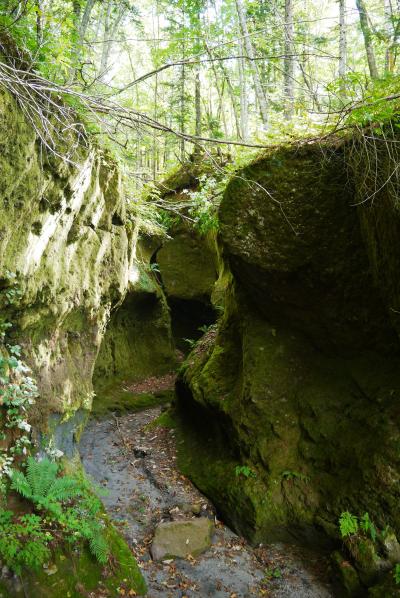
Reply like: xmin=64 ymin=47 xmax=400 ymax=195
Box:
xmin=0 ymin=80 xmax=179 ymax=449
xmin=93 ymin=265 xmax=176 ymax=402
xmin=157 ymin=227 xmax=217 ymax=303
xmin=155 ymin=163 xmax=219 ymax=305
xmin=176 ymin=140 xmax=400 ymax=555
xmin=331 ymin=551 xmax=362 ymax=596
xmin=368 ymin=571 xmax=400 ymax=597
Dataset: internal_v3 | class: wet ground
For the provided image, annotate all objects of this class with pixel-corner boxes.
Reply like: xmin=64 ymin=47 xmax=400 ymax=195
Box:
xmin=79 ymin=404 xmax=336 ymax=597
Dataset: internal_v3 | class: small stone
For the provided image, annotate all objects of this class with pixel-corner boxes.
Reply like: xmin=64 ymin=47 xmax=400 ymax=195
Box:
xmin=151 ymin=518 xmax=214 ymax=561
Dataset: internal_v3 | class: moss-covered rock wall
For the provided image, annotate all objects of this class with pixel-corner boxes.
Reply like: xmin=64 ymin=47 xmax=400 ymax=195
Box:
xmin=93 ymin=256 xmax=176 ymax=397
xmin=0 ymin=83 xmax=154 ymax=447
xmin=176 ymin=140 xmax=400 ymax=556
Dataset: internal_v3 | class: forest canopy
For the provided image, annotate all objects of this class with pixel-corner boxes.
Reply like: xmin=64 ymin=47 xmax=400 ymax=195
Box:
xmin=1 ymin=0 xmax=400 ymax=184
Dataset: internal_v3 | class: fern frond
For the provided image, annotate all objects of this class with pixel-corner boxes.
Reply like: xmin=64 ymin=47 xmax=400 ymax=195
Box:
xmin=48 ymin=477 xmax=81 ymax=502
xmin=27 ymin=458 xmax=58 ymax=497
xmin=10 ymin=470 xmax=32 ymax=500
xmin=87 ymin=528 xmax=109 ymax=565
xmin=38 ymin=498 xmax=62 ymax=518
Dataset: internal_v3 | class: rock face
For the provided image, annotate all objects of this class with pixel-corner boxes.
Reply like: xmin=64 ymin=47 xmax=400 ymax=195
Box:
xmin=0 ymin=83 xmax=174 ymax=450
xmin=154 ymin=165 xmax=219 ymax=350
xmin=151 ymin=518 xmax=214 ymax=560
xmin=176 ymin=140 xmax=400 ymax=550
xmin=0 ymin=68 xmax=148 ymax=594
xmin=0 ymin=85 xmax=132 ymax=438
xmin=93 ymin=239 xmax=176 ymax=399
xmin=157 ymin=227 xmax=217 ymax=303
xmin=155 ymin=163 xmax=218 ymax=305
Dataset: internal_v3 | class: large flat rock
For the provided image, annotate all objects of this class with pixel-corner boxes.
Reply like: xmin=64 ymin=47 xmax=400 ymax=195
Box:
xmin=151 ymin=517 xmax=214 ymax=561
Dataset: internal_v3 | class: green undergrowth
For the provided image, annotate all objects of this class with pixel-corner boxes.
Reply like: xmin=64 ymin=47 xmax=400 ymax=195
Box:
xmin=0 ymin=460 xmax=146 ymax=597
xmin=92 ymin=383 xmax=174 ymax=418
xmin=5 ymin=523 xmax=147 ymax=597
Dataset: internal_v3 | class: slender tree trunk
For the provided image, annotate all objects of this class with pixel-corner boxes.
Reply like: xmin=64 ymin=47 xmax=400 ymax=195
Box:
xmin=180 ymin=63 xmax=186 ymax=158
xmin=283 ymin=0 xmax=294 ymax=119
xmin=384 ymin=0 xmax=400 ymax=72
xmin=356 ymin=0 xmax=379 ymax=78
xmin=99 ymin=1 xmax=125 ymax=80
xmin=79 ymin=0 xmax=96 ymax=44
xmin=217 ymin=59 xmax=241 ymax=138
xmin=100 ymin=0 xmax=112 ymax=78
xmin=204 ymin=41 xmax=229 ymax=137
xmin=238 ymin=35 xmax=249 ymax=140
xmin=35 ymin=0 xmax=43 ymax=46
xmin=339 ymin=0 xmax=347 ymax=78
xmin=194 ymin=40 xmax=201 ymax=139
xmin=235 ymin=0 xmax=268 ymax=127
xmin=152 ymin=4 xmax=160 ymax=180
xmin=297 ymin=53 xmax=321 ymax=111
xmin=179 ymin=9 xmax=186 ymax=160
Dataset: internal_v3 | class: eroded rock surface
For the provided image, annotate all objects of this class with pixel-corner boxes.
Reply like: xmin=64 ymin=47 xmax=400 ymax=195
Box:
xmin=0 ymin=83 xmax=177 ymax=450
xmin=176 ymin=141 xmax=400 ymax=593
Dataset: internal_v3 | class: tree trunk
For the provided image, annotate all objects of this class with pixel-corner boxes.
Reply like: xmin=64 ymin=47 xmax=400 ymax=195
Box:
xmin=238 ymin=35 xmax=249 ymax=140
xmin=35 ymin=0 xmax=43 ymax=46
xmin=297 ymin=52 xmax=321 ymax=111
xmin=99 ymin=1 xmax=126 ymax=80
xmin=79 ymin=0 xmax=96 ymax=44
xmin=356 ymin=0 xmax=379 ymax=78
xmin=217 ymin=59 xmax=241 ymax=139
xmin=235 ymin=0 xmax=268 ymax=127
xmin=339 ymin=0 xmax=347 ymax=78
xmin=180 ymin=63 xmax=186 ymax=158
xmin=283 ymin=0 xmax=294 ymax=119
xmin=204 ymin=41 xmax=229 ymax=137
xmin=384 ymin=0 xmax=400 ymax=72
xmin=194 ymin=40 xmax=201 ymax=139
xmin=100 ymin=0 xmax=112 ymax=78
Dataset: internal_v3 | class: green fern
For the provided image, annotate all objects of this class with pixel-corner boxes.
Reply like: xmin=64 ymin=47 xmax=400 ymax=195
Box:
xmin=9 ymin=469 xmax=31 ymax=499
xmin=9 ymin=458 xmax=109 ymax=566
xmin=26 ymin=457 xmax=58 ymax=497
xmin=339 ymin=511 xmax=359 ymax=537
xmin=10 ymin=457 xmax=81 ymax=514
xmin=87 ymin=526 xmax=109 ymax=565
xmin=61 ymin=504 xmax=109 ymax=564
xmin=360 ymin=512 xmax=377 ymax=542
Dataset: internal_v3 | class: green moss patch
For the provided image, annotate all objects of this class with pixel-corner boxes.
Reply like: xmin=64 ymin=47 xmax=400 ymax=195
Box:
xmin=15 ymin=523 xmax=146 ymax=597
xmin=93 ymin=384 xmax=174 ymax=417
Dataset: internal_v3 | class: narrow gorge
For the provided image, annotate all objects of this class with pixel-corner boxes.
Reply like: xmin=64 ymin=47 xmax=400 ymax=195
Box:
xmin=1 ymin=7 xmax=400 ymax=596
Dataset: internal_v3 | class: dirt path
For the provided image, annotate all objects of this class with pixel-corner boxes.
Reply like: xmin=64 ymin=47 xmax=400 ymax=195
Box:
xmin=79 ymin=405 xmax=335 ymax=597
